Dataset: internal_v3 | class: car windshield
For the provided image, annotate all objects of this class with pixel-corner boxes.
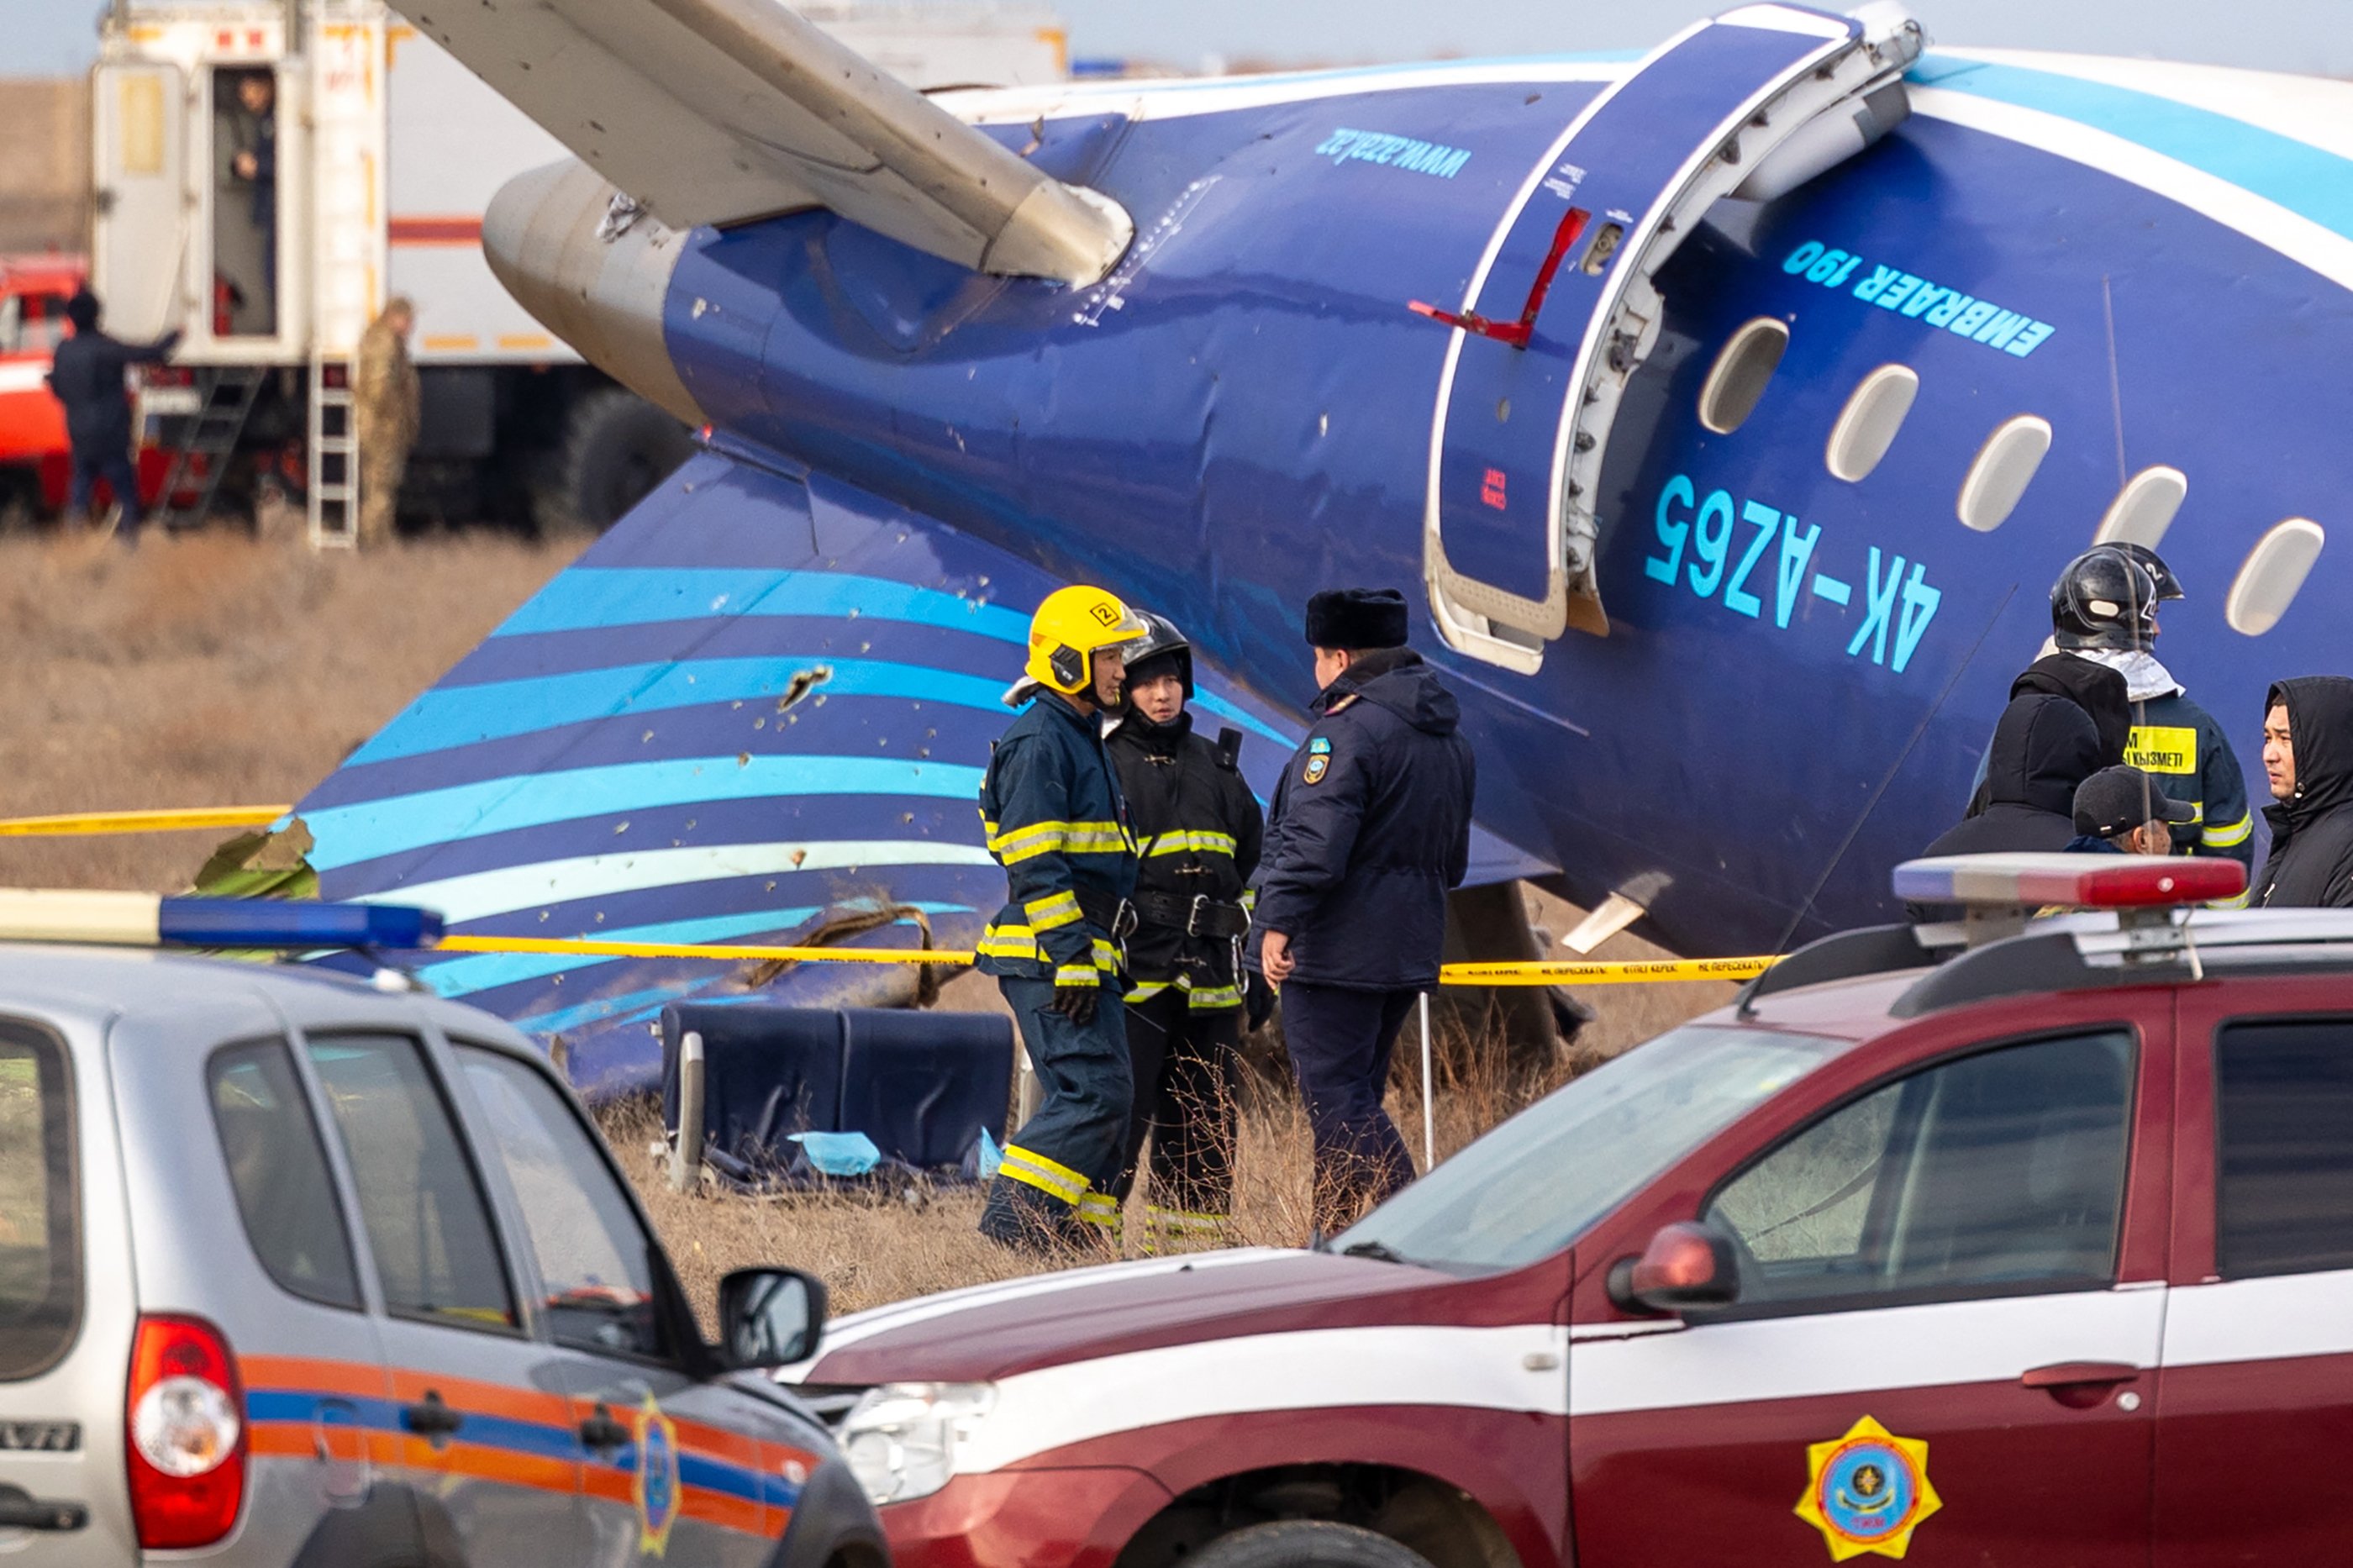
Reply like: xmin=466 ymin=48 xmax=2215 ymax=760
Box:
xmin=1333 ymin=1023 xmax=1850 ymax=1272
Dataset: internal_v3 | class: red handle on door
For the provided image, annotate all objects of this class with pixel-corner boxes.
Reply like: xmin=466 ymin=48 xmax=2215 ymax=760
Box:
xmin=2020 ymin=1361 xmax=2140 ymax=1389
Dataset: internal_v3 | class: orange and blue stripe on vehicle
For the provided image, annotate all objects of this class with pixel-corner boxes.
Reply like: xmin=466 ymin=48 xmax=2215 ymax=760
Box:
xmin=241 ymin=1356 xmax=810 ymax=1539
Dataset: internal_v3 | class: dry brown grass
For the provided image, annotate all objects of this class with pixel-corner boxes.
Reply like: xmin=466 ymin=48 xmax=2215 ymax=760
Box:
xmin=0 ymin=529 xmax=582 ymax=891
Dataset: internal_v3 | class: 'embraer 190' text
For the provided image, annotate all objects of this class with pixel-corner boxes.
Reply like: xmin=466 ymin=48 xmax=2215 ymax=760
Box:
xmin=1782 ymin=240 xmax=2055 ymax=358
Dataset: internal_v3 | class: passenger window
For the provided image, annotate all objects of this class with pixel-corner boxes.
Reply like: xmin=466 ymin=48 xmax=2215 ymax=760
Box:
xmin=1698 ymin=318 xmax=1788 ymax=435
xmin=1824 ymin=364 xmax=1918 ymax=482
xmin=2215 ymin=1020 xmax=2353 ymax=1277
xmin=455 ymin=1045 xmax=668 ymax=1360
xmin=2093 ymin=466 xmax=2187 ymax=550
xmin=208 ymin=1041 xmax=360 ymax=1310
xmin=1956 ymin=414 xmax=2051 ymax=532
xmin=306 ymin=1034 xmax=518 ymax=1333
xmin=0 ymin=1023 xmax=77 ymax=1382
xmin=2226 ymin=518 xmax=2324 ymax=636
xmin=1706 ymin=1031 xmax=2134 ymax=1312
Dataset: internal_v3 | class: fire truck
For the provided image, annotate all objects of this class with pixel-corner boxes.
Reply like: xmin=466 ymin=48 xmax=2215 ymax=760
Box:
xmin=88 ymin=0 xmax=1068 ymax=543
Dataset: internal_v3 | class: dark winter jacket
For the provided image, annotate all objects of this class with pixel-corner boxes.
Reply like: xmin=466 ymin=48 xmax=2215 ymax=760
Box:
xmin=46 ymin=327 xmax=179 ymax=454
xmin=1925 ymin=692 xmax=2107 ymax=859
xmin=975 ymin=691 xmax=1137 ymax=987
xmin=2253 ymin=676 xmax=2353 ymax=909
xmin=1964 ymin=655 xmax=2129 ymax=820
xmin=1107 ymin=708 xmax=1264 ymax=1006
xmin=1250 ymin=648 xmax=1476 ymax=990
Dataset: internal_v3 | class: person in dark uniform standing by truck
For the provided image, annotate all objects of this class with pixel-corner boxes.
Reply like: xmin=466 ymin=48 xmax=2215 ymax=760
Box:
xmin=46 ymin=290 xmax=179 ymax=539
xmin=1251 ymin=587 xmax=1476 ymax=1236
xmin=974 ymin=584 xmax=1147 ymax=1253
xmin=1101 ymin=611 xmax=1263 ymax=1250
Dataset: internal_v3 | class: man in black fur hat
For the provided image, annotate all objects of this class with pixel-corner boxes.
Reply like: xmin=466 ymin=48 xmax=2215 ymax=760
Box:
xmin=1250 ymin=587 xmax=1476 ymax=1234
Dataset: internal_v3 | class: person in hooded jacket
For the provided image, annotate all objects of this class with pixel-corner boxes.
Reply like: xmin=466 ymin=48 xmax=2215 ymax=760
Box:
xmin=1102 ymin=611 xmax=1264 ymax=1249
xmin=45 ymin=291 xmax=180 ymax=537
xmin=2253 ymin=677 xmax=2353 ymax=908
xmin=1251 ymin=587 xmax=1476 ymax=1234
xmin=1929 ymin=683 xmax=2112 ymax=858
xmin=1967 ymin=651 xmax=2132 ymax=813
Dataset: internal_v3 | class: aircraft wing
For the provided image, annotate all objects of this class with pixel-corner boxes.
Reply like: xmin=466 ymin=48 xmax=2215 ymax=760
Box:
xmin=391 ymin=0 xmax=1132 ymax=283
xmin=294 ymin=450 xmax=1548 ymax=1092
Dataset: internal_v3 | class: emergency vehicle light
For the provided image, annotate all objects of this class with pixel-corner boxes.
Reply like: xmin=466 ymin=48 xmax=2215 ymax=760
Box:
xmin=1891 ymin=853 xmax=2246 ymax=911
xmin=0 ymin=889 xmax=443 ymax=950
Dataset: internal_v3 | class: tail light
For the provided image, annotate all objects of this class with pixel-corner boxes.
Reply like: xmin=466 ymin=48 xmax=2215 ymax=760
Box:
xmin=126 ymin=1315 xmax=245 ymax=1549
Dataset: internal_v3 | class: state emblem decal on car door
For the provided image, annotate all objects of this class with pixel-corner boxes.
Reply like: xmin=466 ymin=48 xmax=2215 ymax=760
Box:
xmin=634 ymin=1391 xmax=683 ymax=1556
xmin=1793 ymin=1414 xmax=1943 ymax=1560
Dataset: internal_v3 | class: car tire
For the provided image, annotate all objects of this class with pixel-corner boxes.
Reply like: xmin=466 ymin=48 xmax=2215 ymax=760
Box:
xmin=1187 ymin=1521 xmax=1437 ymax=1568
xmin=531 ymin=387 xmax=692 ymax=535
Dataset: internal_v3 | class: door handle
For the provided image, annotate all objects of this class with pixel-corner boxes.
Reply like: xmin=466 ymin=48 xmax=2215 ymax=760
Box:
xmin=400 ymin=1390 xmax=466 ymax=1445
xmin=577 ymin=1406 xmax=633 ymax=1453
xmin=2021 ymin=1361 xmax=2141 ymax=1409
xmin=0 ymin=1485 xmax=87 ymax=1532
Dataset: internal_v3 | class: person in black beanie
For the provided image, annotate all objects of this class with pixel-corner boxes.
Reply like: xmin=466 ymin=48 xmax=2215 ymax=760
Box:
xmin=1250 ymin=587 xmax=1476 ymax=1235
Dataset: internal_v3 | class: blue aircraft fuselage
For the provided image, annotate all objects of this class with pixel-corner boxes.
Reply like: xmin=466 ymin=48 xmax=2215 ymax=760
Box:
xmin=653 ymin=55 xmax=2353 ymax=955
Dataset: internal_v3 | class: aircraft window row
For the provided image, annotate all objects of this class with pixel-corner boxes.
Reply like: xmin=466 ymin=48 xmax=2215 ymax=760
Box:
xmin=2094 ymin=465 xmax=2187 ymax=550
xmin=1698 ymin=317 xmax=1788 ymax=435
xmin=1692 ymin=324 xmax=2324 ymax=634
xmin=1824 ymin=364 xmax=1918 ymax=483
xmin=1956 ymin=414 xmax=2052 ymax=533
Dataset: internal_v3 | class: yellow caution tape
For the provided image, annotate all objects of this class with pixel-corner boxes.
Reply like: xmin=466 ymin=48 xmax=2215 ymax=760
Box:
xmin=434 ymin=933 xmax=1776 ymax=985
xmin=0 ymin=806 xmax=292 ymax=837
xmin=1437 ymin=956 xmax=1777 ymax=987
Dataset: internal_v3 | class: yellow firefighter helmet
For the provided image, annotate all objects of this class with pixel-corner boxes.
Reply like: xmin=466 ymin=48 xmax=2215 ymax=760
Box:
xmin=1026 ymin=585 xmax=1147 ymax=696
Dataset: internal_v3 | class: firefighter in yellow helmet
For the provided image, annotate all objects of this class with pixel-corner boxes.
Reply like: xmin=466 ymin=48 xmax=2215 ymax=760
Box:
xmin=974 ymin=585 xmax=1146 ymax=1252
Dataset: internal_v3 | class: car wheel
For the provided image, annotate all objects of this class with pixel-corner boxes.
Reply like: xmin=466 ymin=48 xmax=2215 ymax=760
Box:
xmin=531 ymin=386 xmax=693 ymax=535
xmin=1187 ymin=1521 xmax=1437 ymax=1568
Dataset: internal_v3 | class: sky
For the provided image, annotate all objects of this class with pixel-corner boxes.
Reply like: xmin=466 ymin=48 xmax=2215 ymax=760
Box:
xmin=9 ymin=0 xmax=2350 ymax=77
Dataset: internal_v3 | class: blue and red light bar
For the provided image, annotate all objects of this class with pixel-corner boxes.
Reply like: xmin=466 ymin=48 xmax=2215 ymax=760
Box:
xmin=0 ymin=891 xmax=443 ymax=950
xmin=1892 ymin=853 xmax=2246 ymax=911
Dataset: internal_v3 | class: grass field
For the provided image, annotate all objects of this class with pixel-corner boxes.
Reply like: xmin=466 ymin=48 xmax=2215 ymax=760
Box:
xmin=2 ymin=526 xmax=1730 ymax=1322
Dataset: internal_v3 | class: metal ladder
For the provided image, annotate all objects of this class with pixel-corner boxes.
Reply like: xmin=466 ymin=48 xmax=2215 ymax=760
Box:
xmin=154 ymin=366 xmax=266 ymax=531
xmin=306 ymin=352 xmax=358 ymax=548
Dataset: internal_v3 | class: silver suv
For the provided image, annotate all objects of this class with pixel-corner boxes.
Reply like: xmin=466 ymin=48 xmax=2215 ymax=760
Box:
xmin=0 ymin=946 xmax=886 ymax=1566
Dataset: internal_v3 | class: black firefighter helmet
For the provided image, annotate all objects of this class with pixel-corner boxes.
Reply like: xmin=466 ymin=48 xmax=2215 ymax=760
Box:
xmin=1123 ymin=609 xmax=1194 ymax=700
xmin=2051 ymin=545 xmax=2171 ymax=652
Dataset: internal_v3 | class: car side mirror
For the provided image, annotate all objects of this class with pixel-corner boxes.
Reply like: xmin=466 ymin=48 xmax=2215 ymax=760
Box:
xmin=716 ymin=1267 xmax=828 ymax=1370
xmin=1606 ymin=1221 xmax=1739 ymax=1315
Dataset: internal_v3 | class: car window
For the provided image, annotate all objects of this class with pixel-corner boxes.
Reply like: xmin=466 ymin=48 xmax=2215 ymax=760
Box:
xmin=2215 ymin=1020 xmax=2353 ymax=1278
xmin=306 ymin=1034 xmax=518 ymax=1333
xmin=1706 ymin=1030 xmax=2135 ymax=1313
xmin=0 ymin=1022 xmax=76 ymax=1381
xmin=209 ymin=1040 xmax=361 ymax=1309
xmin=1336 ymin=1024 xmax=1852 ymax=1271
xmin=455 ymin=1044 xmax=667 ymax=1360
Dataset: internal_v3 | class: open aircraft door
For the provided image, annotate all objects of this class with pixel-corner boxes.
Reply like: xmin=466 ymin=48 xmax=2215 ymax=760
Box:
xmin=92 ymin=61 xmax=190 ymax=344
xmin=1423 ymin=3 xmax=1921 ymax=673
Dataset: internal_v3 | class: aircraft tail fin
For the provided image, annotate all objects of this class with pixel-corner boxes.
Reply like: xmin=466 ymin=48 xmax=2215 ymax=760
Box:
xmin=394 ymin=0 xmax=1132 ymax=283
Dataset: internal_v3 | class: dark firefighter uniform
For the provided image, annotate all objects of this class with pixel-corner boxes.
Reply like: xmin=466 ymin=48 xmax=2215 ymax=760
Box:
xmin=974 ymin=584 xmax=1145 ymax=1250
xmin=1102 ymin=613 xmax=1264 ymax=1248
xmin=1252 ymin=588 xmax=1476 ymax=1236
xmin=2050 ymin=543 xmax=2256 ymax=903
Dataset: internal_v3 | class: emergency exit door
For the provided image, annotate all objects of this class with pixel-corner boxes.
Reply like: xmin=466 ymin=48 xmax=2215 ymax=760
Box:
xmin=92 ymin=62 xmax=188 ymax=342
xmin=1422 ymin=3 xmax=1917 ymax=669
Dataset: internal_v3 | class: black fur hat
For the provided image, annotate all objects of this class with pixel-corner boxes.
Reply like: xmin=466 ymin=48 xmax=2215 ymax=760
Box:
xmin=1304 ymin=587 xmax=1408 ymax=651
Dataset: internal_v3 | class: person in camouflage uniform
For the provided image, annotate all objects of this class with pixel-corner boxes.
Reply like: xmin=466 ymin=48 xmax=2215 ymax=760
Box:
xmin=355 ymin=297 xmax=419 ymax=547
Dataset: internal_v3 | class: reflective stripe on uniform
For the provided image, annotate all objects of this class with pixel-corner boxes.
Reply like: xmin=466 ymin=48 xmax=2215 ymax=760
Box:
xmin=1146 ymin=1205 xmax=1230 ymax=1235
xmin=1000 ymin=1144 xmax=1088 ymax=1204
xmin=984 ymin=818 xmax=1133 ymax=864
xmin=1054 ymin=964 xmax=1102 ymax=987
xmin=1026 ymin=890 xmax=1083 ymax=930
xmin=1076 ymin=1192 xmax=1121 ymax=1233
xmin=978 ymin=923 xmax=1040 ymax=961
xmin=1126 ymin=980 xmax=1173 ymax=1003
xmin=1187 ymin=982 xmax=1242 ymax=1009
xmin=2205 ymin=811 xmax=2255 ymax=850
xmin=1142 ymin=830 xmax=1237 ymax=858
